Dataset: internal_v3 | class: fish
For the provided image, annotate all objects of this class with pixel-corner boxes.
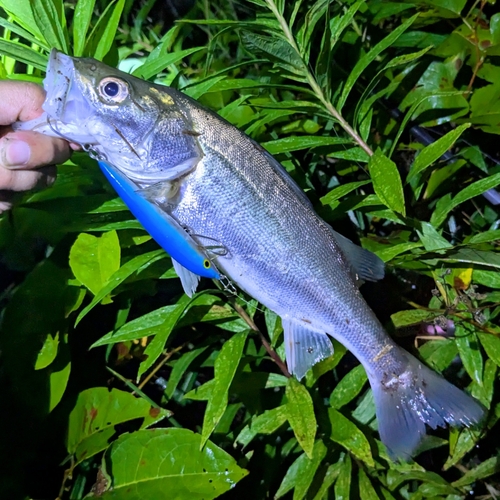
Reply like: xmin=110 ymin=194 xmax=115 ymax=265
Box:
xmin=16 ymin=49 xmax=485 ymax=460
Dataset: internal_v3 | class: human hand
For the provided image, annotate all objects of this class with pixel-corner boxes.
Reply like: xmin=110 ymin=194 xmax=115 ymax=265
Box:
xmin=0 ymin=81 xmax=75 ymax=213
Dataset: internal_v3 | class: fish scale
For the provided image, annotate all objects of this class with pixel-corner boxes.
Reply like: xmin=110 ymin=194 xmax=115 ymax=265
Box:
xmin=14 ymin=49 xmax=485 ymax=460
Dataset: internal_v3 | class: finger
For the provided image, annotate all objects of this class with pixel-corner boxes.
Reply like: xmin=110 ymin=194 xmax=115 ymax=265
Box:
xmin=0 ymin=164 xmax=56 ymax=192
xmin=0 ymin=191 xmax=13 ymax=213
xmin=0 ymin=131 xmax=71 ymax=170
xmin=0 ymin=81 xmax=46 ymax=125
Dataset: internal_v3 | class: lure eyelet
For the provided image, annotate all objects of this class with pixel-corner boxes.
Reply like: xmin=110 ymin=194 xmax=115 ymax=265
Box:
xmin=98 ymin=77 xmax=129 ymax=104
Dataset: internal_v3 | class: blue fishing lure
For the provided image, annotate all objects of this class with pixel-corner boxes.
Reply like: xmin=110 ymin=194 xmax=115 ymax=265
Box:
xmin=98 ymin=160 xmax=219 ymax=280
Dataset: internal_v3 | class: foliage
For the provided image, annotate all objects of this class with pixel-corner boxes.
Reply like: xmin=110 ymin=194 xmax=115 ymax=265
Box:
xmin=0 ymin=0 xmax=500 ymax=498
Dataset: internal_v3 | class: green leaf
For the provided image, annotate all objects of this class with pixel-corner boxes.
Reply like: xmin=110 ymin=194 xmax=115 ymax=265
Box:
xmin=329 ymin=365 xmax=367 ymax=409
xmin=67 ymin=388 xmax=169 ymax=465
xmin=337 ymin=14 xmax=418 ymax=111
xmin=391 ymin=309 xmax=442 ymax=328
xmin=93 ymin=0 xmax=125 ymax=61
xmin=417 ymin=222 xmax=452 ymax=251
xmin=75 ymin=249 xmax=166 ymax=325
xmin=96 ymin=428 xmax=248 ymax=499
xmin=455 ymin=324 xmax=483 ymax=386
xmin=236 ymin=405 xmax=288 ymax=447
xmin=275 ymin=441 xmax=327 ymax=499
xmin=262 ymin=135 xmax=350 ymax=154
xmin=334 ymin=453 xmax=352 ymax=499
xmin=452 ymin=455 xmax=500 ymax=488
xmin=328 ymin=408 xmax=374 ymax=466
xmin=431 ymin=173 xmax=500 ymax=227
xmin=0 ymin=0 xmax=43 ymax=38
xmin=69 ymin=231 xmax=121 ymax=296
xmin=31 ymin=0 xmax=68 ymax=52
xmin=478 ymin=333 xmax=500 ymax=368
xmin=285 ymin=377 xmax=316 ymax=459
xmin=137 ymin=295 xmax=194 ymax=379
xmin=165 ymin=347 xmax=208 ymax=399
xmin=320 ymin=180 xmax=371 ymax=207
xmin=201 ymin=331 xmax=248 ymax=448
xmin=34 ymin=332 xmax=59 ymax=370
xmin=133 ymin=47 xmax=205 ymax=80
xmin=91 ymin=304 xmax=178 ymax=347
xmin=0 ymin=39 xmax=47 ymax=70
xmin=358 ymin=468 xmax=380 ymax=500
xmin=0 ymin=17 xmax=49 ymax=50
xmin=419 ymin=340 xmax=458 ymax=372
xmin=368 ymin=150 xmax=406 ymax=215
xmin=407 ymin=124 xmax=470 ymax=183
xmin=72 ymin=0 xmax=96 ymax=56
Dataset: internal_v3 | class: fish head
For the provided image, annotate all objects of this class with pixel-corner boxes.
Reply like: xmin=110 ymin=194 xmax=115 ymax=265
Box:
xmin=42 ymin=49 xmax=201 ymax=183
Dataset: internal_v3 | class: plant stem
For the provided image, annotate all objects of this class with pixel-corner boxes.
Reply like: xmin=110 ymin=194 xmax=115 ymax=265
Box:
xmin=265 ymin=0 xmax=374 ymax=157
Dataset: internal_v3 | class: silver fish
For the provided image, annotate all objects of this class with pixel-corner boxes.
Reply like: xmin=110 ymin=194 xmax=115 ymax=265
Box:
xmin=17 ymin=49 xmax=484 ymax=460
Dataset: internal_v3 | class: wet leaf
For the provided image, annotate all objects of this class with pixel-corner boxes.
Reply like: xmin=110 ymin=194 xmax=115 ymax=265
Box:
xmin=407 ymin=124 xmax=470 ymax=183
xmin=263 ymin=135 xmax=350 ymax=154
xmin=275 ymin=440 xmax=327 ymax=499
xmin=67 ymin=388 xmax=169 ymax=465
xmin=94 ymin=428 xmax=248 ymax=499
xmin=455 ymin=324 xmax=483 ymax=386
xmin=368 ymin=150 xmax=406 ymax=215
xmin=285 ymin=377 xmax=316 ymax=459
xmin=330 ymin=365 xmax=367 ymax=409
xmin=334 ymin=453 xmax=352 ymax=500
xmin=236 ymin=405 xmax=288 ymax=447
xmin=329 ymin=408 xmax=374 ymax=466
xmin=201 ymin=332 xmax=248 ymax=448
xmin=72 ymin=0 xmax=96 ymax=56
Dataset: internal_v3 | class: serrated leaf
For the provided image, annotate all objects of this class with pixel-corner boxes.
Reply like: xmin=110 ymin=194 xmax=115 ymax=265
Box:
xmin=368 ymin=150 xmax=406 ymax=215
xmin=96 ymin=428 xmax=248 ymax=499
xmin=329 ymin=408 xmax=374 ymax=466
xmin=285 ymin=377 xmax=316 ymax=459
xmin=67 ymin=388 xmax=169 ymax=465
xmin=201 ymin=332 xmax=248 ymax=448
xmin=69 ymin=230 xmax=121 ymax=296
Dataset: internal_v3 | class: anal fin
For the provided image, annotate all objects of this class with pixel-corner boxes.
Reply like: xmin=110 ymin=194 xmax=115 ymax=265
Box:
xmin=282 ymin=318 xmax=334 ymax=380
xmin=172 ymin=258 xmax=201 ymax=297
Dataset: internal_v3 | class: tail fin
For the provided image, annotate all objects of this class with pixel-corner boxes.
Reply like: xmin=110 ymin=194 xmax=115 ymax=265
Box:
xmin=370 ymin=352 xmax=485 ymax=460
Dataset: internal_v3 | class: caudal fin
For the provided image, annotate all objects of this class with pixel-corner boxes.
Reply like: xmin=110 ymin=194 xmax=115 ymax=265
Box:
xmin=370 ymin=352 xmax=485 ymax=460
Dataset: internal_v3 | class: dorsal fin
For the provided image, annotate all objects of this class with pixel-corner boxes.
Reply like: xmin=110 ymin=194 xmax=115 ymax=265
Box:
xmin=330 ymin=228 xmax=385 ymax=284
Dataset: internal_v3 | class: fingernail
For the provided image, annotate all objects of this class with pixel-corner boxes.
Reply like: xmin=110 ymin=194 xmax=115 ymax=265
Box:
xmin=1 ymin=139 xmax=31 ymax=167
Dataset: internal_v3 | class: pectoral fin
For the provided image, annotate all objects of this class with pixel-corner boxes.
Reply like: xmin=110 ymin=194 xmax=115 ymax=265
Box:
xmin=282 ymin=319 xmax=334 ymax=380
xmin=330 ymin=228 xmax=385 ymax=284
xmin=172 ymin=258 xmax=201 ymax=297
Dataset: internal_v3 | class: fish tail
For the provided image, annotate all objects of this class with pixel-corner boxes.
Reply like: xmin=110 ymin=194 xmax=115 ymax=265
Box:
xmin=370 ymin=351 xmax=485 ymax=460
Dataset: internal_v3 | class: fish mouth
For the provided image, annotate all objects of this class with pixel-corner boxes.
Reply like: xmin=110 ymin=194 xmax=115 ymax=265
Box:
xmin=43 ymin=49 xmax=94 ymax=136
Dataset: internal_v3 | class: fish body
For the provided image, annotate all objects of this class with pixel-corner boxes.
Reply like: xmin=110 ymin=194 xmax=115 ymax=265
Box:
xmin=16 ymin=49 xmax=484 ymax=459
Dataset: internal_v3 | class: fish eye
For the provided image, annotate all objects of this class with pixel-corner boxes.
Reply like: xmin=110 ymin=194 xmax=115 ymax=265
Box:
xmin=98 ymin=77 xmax=128 ymax=103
